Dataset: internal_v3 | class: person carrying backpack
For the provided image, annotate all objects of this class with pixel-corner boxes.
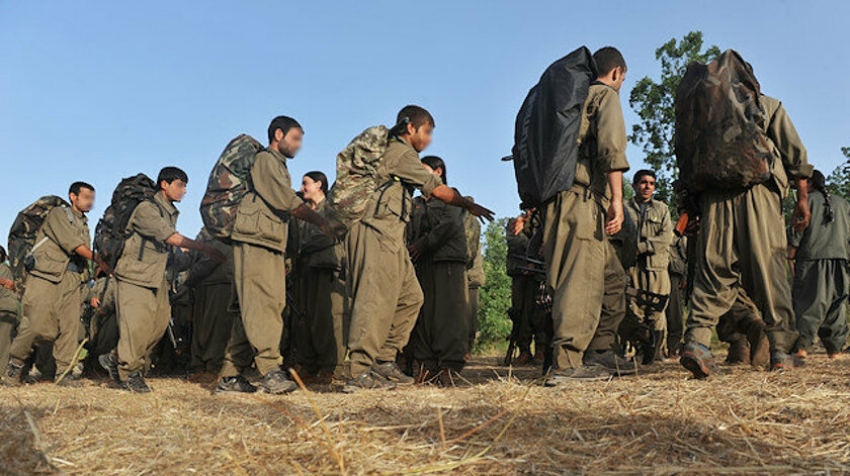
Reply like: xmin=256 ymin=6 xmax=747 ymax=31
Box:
xmin=340 ymin=105 xmax=493 ymax=393
xmin=6 ymin=182 xmax=105 ymax=386
xmin=99 ymin=168 xmax=226 ymax=393
xmin=215 ymin=116 xmax=344 ymax=396
xmin=676 ymin=50 xmax=813 ymax=378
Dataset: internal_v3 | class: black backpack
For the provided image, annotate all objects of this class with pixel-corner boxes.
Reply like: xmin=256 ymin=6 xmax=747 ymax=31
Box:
xmin=93 ymin=174 xmax=158 ymax=270
xmin=510 ymin=46 xmax=597 ymax=208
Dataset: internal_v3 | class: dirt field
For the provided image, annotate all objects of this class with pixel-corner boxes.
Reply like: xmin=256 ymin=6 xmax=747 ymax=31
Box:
xmin=2 ymin=351 xmax=849 ymax=475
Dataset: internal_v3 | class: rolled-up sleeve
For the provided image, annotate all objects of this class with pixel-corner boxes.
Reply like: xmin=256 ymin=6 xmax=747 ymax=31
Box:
xmin=595 ymin=89 xmax=630 ymax=173
xmin=767 ymin=99 xmax=813 ymax=181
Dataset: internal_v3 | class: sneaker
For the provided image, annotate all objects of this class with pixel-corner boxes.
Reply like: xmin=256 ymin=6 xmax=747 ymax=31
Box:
xmin=4 ymin=362 xmax=23 ymax=386
xmin=122 ymin=371 xmax=152 ymax=394
xmin=725 ymin=339 xmax=751 ymax=365
xmin=747 ymin=321 xmax=770 ymax=369
xmin=680 ymin=342 xmax=717 ymax=379
xmin=99 ymin=353 xmax=121 ymax=383
xmin=770 ymin=351 xmax=799 ymax=372
xmin=258 ymin=369 xmax=297 ymax=395
xmin=543 ymin=366 xmax=611 ymax=386
xmin=583 ymin=350 xmax=637 ymax=376
xmin=216 ymin=375 xmax=258 ymax=394
xmin=343 ymin=371 xmax=396 ymax=393
xmin=371 ymin=361 xmax=414 ymax=386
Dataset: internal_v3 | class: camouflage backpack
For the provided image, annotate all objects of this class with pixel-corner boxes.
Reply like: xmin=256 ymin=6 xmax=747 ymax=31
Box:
xmin=328 ymin=126 xmax=392 ymax=228
xmin=93 ymin=174 xmax=158 ymax=270
xmin=7 ymin=195 xmax=71 ymax=292
xmin=200 ymin=134 xmax=265 ymax=240
xmin=675 ymin=49 xmax=775 ymax=193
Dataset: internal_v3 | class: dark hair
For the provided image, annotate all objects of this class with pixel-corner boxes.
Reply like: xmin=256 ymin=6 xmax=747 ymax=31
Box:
xmin=811 ymin=170 xmax=835 ymax=223
xmin=632 ymin=169 xmax=656 ymax=185
xmin=304 ymin=171 xmax=329 ymax=196
xmin=267 ymin=115 xmax=303 ymax=144
xmin=421 ymin=155 xmax=447 ymax=185
xmin=0 ymin=245 xmax=6 ymax=262
xmin=593 ymin=46 xmax=627 ymax=76
xmin=392 ymin=105 xmax=435 ymax=137
xmin=157 ymin=167 xmax=188 ymax=189
xmin=69 ymin=181 xmax=95 ymax=196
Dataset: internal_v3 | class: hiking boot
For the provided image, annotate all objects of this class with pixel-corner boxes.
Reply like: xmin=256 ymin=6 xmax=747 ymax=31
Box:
xmin=747 ymin=321 xmax=770 ymax=369
xmin=543 ymin=366 xmax=611 ymax=386
xmin=99 ymin=353 xmax=121 ymax=383
xmin=343 ymin=371 xmax=396 ymax=393
xmin=584 ymin=350 xmax=637 ymax=376
xmin=4 ymin=362 xmax=23 ymax=386
xmin=122 ymin=371 xmax=152 ymax=394
xmin=216 ymin=375 xmax=258 ymax=394
xmin=514 ymin=351 xmax=534 ymax=366
xmin=680 ymin=342 xmax=717 ymax=379
xmin=770 ymin=351 xmax=799 ymax=372
xmin=371 ymin=361 xmax=414 ymax=386
xmin=725 ymin=339 xmax=751 ymax=365
xmin=258 ymin=369 xmax=297 ymax=395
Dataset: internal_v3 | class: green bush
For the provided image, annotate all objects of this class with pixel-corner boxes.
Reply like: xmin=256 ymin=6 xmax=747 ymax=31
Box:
xmin=474 ymin=218 xmax=513 ymax=353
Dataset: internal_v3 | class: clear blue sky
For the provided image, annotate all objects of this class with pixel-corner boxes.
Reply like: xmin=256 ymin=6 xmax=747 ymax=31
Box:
xmin=1 ymin=1 xmax=848 ymax=239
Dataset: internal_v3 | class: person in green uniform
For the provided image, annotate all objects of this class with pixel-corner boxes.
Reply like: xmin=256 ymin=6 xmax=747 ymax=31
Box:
xmin=407 ymin=156 xmax=470 ymax=384
xmin=681 ymin=91 xmax=814 ymax=378
xmin=185 ymin=228 xmax=234 ymax=376
xmin=514 ymin=47 xmax=630 ymax=384
xmin=505 ymin=211 xmax=548 ymax=365
xmin=344 ymin=105 xmax=493 ymax=392
xmin=217 ymin=116 xmax=342 ymax=395
xmin=103 ymin=167 xmax=225 ymax=393
xmin=6 ymin=182 xmax=104 ymax=386
xmin=788 ymin=170 xmax=850 ymax=360
xmin=0 ymin=247 xmax=20 ymax=384
xmin=620 ymin=170 xmax=673 ymax=363
xmin=294 ymin=171 xmax=349 ymax=380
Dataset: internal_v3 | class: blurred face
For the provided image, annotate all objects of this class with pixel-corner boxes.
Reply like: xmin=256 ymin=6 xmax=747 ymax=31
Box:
xmin=162 ymin=179 xmax=188 ymax=202
xmin=70 ymin=187 xmax=95 ymax=213
xmin=300 ymin=176 xmax=325 ymax=204
xmin=634 ymin=174 xmax=656 ymax=202
xmin=406 ymin=122 xmax=433 ymax=153
xmin=276 ymin=127 xmax=304 ymax=158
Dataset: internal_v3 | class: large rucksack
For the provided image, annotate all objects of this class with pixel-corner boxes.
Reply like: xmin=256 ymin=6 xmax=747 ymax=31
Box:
xmin=675 ymin=49 xmax=774 ymax=193
xmin=93 ymin=174 xmax=158 ymax=270
xmin=510 ymin=46 xmax=597 ymax=209
xmin=328 ymin=126 xmax=392 ymax=228
xmin=7 ymin=196 xmax=71 ymax=291
xmin=200 ymin=134 xmax=265 ymax=240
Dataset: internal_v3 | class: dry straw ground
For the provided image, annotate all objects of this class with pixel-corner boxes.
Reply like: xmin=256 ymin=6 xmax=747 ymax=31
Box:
xmin=1 ymin=352 xmax=849 ymax=475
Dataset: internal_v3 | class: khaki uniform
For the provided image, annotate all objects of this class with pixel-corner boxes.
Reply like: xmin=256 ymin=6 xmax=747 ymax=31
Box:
xmin=666 ymin=236 xmax=688 ymax=352
xmin=789 ymin=190 xmax=850 ymax=354
xmin=186 ymin=233 xmax=234 ymax=374
xmin=541 ymin=82 xmax=630 ymax=370
xmin=9 ymin=206 xmax=89 ymax=375
xmin=625 ymin=197 xmax=673 ymax=333
xmin=0 ymin=262 xmax=20 ymax=374
xmin=409 ymin=195 xmax=470 ymax=372
xmin=346 ymin=138 xmax=443 ymax=377
xmin=222 ymin=147 xmax=304 ymax=377
xmin=295 ymin=198 xmax=348 ymax=376
xmin=113 ymin=193 xmax=178 ymax=380
xmin=686 ymin=95 xmax=813 ymax=353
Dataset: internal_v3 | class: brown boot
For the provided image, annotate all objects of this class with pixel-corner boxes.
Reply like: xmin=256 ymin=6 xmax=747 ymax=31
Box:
xmin=532 ymin=349 xmax=545 ymax=365
xmin=515 ymin=351 xmax=534 ymax=366
xmin=725 ymin=339 xmax=751 ymax=365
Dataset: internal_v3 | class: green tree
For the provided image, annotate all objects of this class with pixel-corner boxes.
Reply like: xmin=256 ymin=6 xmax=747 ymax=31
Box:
xmin=827 ymin=147 xmax=850 ymax=201
xmin=475 ymin=218 xmax=513 ymax=352
xmin=628 ymin=31 xmax=721 ymax=213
